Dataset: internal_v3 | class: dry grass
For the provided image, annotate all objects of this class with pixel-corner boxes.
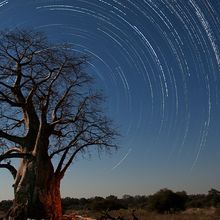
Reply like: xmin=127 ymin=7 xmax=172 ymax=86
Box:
xmin=67 ymin=208 xmax=220 ymax=220
xmin=1 ymin=208 xmax=219 ymax=219
xmin=0 ymin=211 xmax=5 ymax=218
xmin=109 ymin=209 xmax=219 ymax=220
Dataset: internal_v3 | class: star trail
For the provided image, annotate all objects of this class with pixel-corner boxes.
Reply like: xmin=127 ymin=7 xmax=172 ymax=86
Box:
xmin=0 ymin=0 xmax=220 ymax=198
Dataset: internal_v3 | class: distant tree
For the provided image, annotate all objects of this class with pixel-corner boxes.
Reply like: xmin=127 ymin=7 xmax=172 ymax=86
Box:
xmin=121 ymin=195 xmax=135 ymax=208
xmin=207 ymin=188 xmax=220 ymax=207
xmin=186 ymin=194 xmax=208 ymax=208
xmin=120 ymin=195 xmax=148 ymax=209
xmin=176 ymin=191 xmax=188 ymax=206
xmin=106 ymin=195 xmax=118 ymax=201
xmin=208 ymin=189 xmax=220 ymax=196
xmin=78 ymin=198 xmax=89 ymax=208
xmin=0 ymin=29 xmax=118 ymax=220
xmin=62 ymin=197 xmax=80 ymax=212
xmin=88 ymin=195 xmax=126 ymax=211
xmin=122 ymin=195 xmax=133 ymax=200
xmin=133 ymin=195 xmax=148 ymax=209
xmin=0 ymin=200 xmax=12 ymax=213
xmin=148 ymin=189 xmax=187 ymax=213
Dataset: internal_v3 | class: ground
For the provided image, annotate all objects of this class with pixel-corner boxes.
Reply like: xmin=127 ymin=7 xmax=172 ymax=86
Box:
xmin=1 ymin=208 xmax=220 ymax=219
xmin=62 ymin=208 xmax=220 ymax=220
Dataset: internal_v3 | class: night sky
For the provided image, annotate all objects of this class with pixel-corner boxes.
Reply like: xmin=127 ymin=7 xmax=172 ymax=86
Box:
xmin=0 ymin=0 xmax=220 ymax=199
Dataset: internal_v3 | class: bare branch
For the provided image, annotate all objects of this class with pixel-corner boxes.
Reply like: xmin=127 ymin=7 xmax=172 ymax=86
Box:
xmin=4 ymin=147 xmax=21 ymax=155
xmin=0 ymin=152 xmax=33 ymax=162
xmin=0 ymin=91 xmax=21 ymax=107
xmin=50 ymin=96 xmax=89 ymax=126
xmin=60 ymin=140 xmax=117 ymax=177
xmin=59 ymin=143 xmax=93 ymax=176
xmin=0 ymin=130 xmax=25 ymax=146
xmin=49 ymin=128 xmax=86 ymax=159
xmin=0 ymin=81 xmax=12 ymax=89
xmin=0 ymin=163 xmax=17 ymax=179
xmin=55 ymin=148 xmax=69 ymax=175
xmin=51 ymin=85 xmax=73 ymax=122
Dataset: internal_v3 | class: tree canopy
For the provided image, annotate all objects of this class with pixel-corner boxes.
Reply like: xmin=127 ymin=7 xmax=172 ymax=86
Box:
xmin=0 ymin=29 xmax=119 ymax=219
xmin=0 ymin=29 xmax=118 ymax=177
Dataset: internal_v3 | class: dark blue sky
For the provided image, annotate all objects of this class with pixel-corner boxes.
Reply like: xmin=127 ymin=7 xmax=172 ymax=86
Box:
xmin=0 ymin=0 xmax=220 ymax=199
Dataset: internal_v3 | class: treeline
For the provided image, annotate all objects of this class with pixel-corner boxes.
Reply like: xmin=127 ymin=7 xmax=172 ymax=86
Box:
xmin=1 ymin=188 xmax=220 ymax=214
xmin=61 ymin=188 xmax=220 ymax=214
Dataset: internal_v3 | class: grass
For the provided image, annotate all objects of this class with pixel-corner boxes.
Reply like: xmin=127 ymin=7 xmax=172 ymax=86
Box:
xmin=0 ymin=211 xmax=5 ymax=218
xmin=65 ymin=208 xmax=220 ymax=220
xmin=1 ymin=208 xmax=220 ymax=219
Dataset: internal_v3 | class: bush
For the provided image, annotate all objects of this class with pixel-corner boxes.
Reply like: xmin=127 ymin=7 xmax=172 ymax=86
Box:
xmin=147 ymin=189 xmax=187 ymax=213
xmin=215 ymin=203 xmax=220 ymax=215
xmin=0 ymin=200 xmax=12 ymax=212
xmin=89 ymin=197 xmax=126 ymax=211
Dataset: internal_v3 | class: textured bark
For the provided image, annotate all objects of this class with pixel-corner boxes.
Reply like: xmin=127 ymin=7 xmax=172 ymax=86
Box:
xmin=7 ymin=160 xmax=62 ymax=220
xmin=6 ymin=155 xmax=62 ymax=220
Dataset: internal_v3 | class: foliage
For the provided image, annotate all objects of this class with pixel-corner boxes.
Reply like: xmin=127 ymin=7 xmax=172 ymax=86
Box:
xmin=186 ymin=194 xmax=208 ymax=208
xmin=121 ymin=195 xmax=148 ymax=209
xmin=147 ymin=189 xmax=187 ymax=213
xmin=215 ymin=203 xmax=220 ymax=215
xmin=28 ymin=188 xmax=220 ymax=213
xmin=89 ymin=196 xmax=126 ymax=211
xmin=2 ymin=188 xmax=220 ymax=215
xmin=207 ymin=188 xmax=220 ymax=207
xmin=0 ymin=200 xmax=12 ymax=212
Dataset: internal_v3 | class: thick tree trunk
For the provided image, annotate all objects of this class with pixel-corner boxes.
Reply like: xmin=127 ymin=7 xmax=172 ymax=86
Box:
xmin=6 ymin=155 xmax=62 ymax=220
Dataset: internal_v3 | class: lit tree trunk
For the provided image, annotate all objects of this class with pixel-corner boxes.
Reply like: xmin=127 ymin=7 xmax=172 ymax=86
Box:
xmin=7 ymin=124 xmax=63 ymax=220
xmin=6 ymin=156 xmax=62 ymax=220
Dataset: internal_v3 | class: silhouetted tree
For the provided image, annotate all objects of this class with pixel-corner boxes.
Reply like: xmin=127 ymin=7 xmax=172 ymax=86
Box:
xmin=89 ymin=196 xmax=125 ymax=211
xmin=106 ymin=195 xmax=118 ymax=201
xmin=62 ymin=197 xmax=81 ymax=212
xmin=148 ymin=189 xmax=187 ymax=213
xmin=207 ymin=188 xmax=220 ymax=207
xmin=0 ymin=200 xmax=12 ymax=213
xmin=186 ymin=194 xmax=207 ymax=208
xmin=121 ymin=195 xmax=135 ymax=208
xmin=0 ymin=29 xmax=118 ymax=220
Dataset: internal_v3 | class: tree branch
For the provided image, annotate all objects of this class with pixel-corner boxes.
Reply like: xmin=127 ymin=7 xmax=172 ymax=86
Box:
xmin=0 ymin=91 xmax=21 ymax=107
xmin=0 ymin=81 xmax=13 ymax=89
xmin=49 ymin=128 xmax=85 ymax=159
xmin=0 ymin=130 xmax=25 ymax=146
xmin=0 ymin=163 xmax=17 ymax=179
xmin=4 ymin=147 xmax=21 ymax=155
xmin=11 ymin=64 xmax=26 ymax=104
xmin=59 ymin=141 xmax=116 ymax=177
xmin=0 ymin=152 xmax=33 ymax=162
xmin=59 ymin=144 xmax=88 ymax=176
xmin=51 ymin=85 xmax=73 ymax=122
xmin=55 ymin=148 xmax=69 ymax=175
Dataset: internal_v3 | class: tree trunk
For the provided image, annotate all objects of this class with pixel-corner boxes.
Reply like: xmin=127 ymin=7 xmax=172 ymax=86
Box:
xmin=6 ymin=155 xmax=62 ymax=220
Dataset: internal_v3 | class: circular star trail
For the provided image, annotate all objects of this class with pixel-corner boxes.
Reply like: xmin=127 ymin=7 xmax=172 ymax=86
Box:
xmin=0 ymin=0 xmax=220 ymax=197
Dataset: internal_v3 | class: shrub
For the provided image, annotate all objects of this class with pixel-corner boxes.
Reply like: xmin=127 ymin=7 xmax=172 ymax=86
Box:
xmin=147 ymin=188 xmax=187 ymax=213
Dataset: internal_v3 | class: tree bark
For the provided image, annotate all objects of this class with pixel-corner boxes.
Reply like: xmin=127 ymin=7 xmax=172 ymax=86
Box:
xmin=6 ymin=155 xmax=62 ymax=220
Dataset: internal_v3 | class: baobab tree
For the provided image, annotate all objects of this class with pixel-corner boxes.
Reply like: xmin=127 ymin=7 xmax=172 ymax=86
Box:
xmin=0 ymin=29 xmax=118 ymax=220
